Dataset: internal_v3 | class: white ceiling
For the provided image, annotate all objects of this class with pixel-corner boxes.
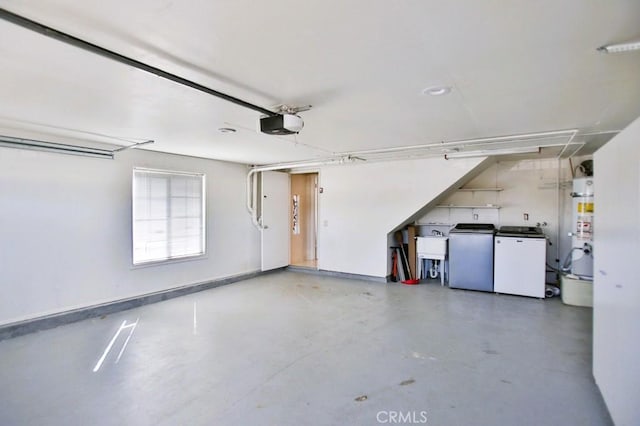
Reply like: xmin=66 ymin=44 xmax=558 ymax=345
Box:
xmin=0 ymin=0 xmax=639 ymax=164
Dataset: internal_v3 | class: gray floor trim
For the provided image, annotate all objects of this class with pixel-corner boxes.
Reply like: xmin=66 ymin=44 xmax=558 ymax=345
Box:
xmin=285 ymin=265 xmax=387 ymax=283
xmin=0 ymin=268 xmax=283 ymax=341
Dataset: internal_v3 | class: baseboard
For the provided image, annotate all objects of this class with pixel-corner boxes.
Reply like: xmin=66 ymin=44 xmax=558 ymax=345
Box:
xmin=0 ymin=268 xmax=283 ymax=341
xmin=285 ymin=266 xmax=387 ymax=283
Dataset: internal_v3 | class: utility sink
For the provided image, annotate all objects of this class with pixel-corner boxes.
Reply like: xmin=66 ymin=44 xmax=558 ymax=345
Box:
xmin=416 ymin=236 xmax=448 ymax=258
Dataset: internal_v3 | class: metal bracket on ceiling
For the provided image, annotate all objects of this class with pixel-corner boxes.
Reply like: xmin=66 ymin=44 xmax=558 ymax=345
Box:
xmin=112 ymin=139 xmax=155 ymax=152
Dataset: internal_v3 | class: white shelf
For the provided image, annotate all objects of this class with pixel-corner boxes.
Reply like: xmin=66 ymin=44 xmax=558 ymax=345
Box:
xmin=457 ymin=187 xmax=503 ymax=192
xmin=436 ymin=205 xmax=501 ymax=209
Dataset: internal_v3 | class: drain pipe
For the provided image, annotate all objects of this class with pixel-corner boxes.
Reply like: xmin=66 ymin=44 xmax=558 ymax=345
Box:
xmin=246 ymin=170 xmax=261 ymax=228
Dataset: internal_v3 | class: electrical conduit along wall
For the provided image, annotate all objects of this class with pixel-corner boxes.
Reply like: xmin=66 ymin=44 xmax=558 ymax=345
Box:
xmin=0 ymin=147 xmax=261 ymax=325
xmin=317 ymin=157 xmax=488 ymax=278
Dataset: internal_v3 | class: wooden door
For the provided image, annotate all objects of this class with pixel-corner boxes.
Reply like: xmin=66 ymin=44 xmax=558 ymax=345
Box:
xmin=290 ymin=173 xmax=317 ymax=266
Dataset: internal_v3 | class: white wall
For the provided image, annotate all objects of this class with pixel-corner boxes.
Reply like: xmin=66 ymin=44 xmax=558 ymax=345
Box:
xmin=317 ymin=157 xmax=486 ymax=277
xmin=0 ymin=147 xmax=261 ymax=325
xmin=592 ymin=116 xmax=640 ymax=426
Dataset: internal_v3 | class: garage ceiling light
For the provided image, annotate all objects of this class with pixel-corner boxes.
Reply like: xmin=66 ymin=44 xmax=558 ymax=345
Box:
xmin=597 ymin=40 xmax=640 ymax=54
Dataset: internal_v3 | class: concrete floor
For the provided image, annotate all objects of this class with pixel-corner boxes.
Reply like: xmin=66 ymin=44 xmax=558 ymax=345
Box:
xmin=0 ymin=271 xmax=611 ymax=425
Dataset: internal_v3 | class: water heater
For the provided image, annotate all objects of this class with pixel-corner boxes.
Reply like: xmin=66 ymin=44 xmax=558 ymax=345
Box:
xmin=570 ymin=177 xmax=594 ymax=278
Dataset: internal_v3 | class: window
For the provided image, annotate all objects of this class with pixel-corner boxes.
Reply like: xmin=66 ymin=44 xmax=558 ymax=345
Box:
xmin=132 ymin=168 xmax=205 ymax=265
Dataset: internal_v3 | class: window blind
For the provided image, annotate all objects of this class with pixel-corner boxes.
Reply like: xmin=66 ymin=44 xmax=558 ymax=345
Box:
xmin=132 ymin=169 xmax=205 ymax=264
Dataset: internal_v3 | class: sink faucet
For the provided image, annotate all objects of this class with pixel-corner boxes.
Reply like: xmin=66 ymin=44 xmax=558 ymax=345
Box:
xmin=432 ymin=230 xmax=444 ymax=236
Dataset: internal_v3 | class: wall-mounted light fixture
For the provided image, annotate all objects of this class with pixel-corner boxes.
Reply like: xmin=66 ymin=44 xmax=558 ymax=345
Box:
xmin=597 ymin=40 xmax=640 ymax=54
xmin=0 ymin=134 xmax=153 ymax=159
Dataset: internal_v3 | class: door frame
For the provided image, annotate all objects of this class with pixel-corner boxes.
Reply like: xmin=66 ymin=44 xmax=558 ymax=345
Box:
xmin=289 ymin=170 xmax=320 ymax=268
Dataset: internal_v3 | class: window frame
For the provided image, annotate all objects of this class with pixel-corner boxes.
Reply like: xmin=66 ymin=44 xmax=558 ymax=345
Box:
xmin=131 ymin=167 xmax=207 ymax=266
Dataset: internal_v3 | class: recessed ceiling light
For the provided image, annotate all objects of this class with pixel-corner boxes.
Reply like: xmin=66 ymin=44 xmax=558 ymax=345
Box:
xmin=218 ymin=127 xmax=237 ymax=133
xmin=422 ymin=86 xmax=452 ymax=96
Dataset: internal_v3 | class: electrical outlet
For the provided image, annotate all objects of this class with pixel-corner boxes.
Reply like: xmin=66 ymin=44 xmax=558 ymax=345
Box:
xmin=473 ymin=213 xmax=479 ymax=220
xmin=523 ymin=213 xmax=529 ymax=221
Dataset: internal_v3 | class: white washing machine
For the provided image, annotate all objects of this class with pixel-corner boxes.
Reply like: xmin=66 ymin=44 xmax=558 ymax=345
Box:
xmin=494 ymin=226 xmax=546 ymax=298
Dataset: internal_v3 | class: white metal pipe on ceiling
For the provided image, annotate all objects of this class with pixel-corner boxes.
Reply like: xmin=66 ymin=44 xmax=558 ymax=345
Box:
xmin=338 ymin=129 xmax=578 ymax=157
xmin=243 ymin=127 xmax=608 ymax=229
